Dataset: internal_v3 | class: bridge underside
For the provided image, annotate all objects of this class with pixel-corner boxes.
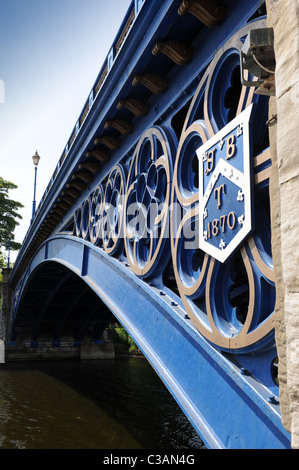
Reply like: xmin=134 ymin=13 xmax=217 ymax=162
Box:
xmin=12 ymin=261 xmax=113 ymax=345
xmin=10 ymin=235 xmax=291 ymax=449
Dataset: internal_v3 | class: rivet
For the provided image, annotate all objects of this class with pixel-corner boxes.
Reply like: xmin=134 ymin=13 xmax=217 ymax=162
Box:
xmin=268 ymin=395 xmax=279 ymax=405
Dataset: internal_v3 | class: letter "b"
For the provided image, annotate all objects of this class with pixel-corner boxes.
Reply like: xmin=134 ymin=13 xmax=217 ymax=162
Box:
xmin=226 ymin=134 xmax=236 ymax=160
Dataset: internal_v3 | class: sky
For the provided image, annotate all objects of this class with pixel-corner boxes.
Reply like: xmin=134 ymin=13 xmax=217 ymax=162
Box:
xmin=0 ymin=0 xmax=132 ymax=262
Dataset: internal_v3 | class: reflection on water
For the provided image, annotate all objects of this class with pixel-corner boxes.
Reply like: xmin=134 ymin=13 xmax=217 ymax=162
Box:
xmin=0 ymin=358 xmax=205 ymax=449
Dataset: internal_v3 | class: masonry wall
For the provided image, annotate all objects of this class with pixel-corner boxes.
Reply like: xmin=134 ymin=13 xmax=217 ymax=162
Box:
xmin=0 ymin=268 xmax=12 ymax=343
xmin=266 ymin=0 xmax=299 ymax=449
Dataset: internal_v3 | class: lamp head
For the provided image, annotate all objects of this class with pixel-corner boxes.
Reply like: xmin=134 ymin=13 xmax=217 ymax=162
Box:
xmin=32 ymin=150 xmax=40 ymax=166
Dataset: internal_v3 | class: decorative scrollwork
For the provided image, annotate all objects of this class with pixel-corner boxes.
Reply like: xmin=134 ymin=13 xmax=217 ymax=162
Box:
xmin=102 ymin=164 xmax=127 ymax=255
xmin=124 ymin=126 xmax=176 ymax=278
xmin=171 ymin=19 xmax=275 ymax=352
xmin=89 ymin=184 xmax=105 ymax=246
xmin=178 ymin=0 xmax=225 ymax=27
xmin=152 ymin=39 xmax=193 ymax=65
xmin=71 ymin=19 xmax=275 ymax=354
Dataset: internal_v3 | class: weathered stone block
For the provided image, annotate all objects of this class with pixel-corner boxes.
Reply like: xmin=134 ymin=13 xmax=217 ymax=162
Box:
xmin=80 ymin=341 xmax=115 ymax=360
xmin=267 ymin=0 xmax=299 ymax=448
xmin=0 ymin=340 xmax=4 ymax=363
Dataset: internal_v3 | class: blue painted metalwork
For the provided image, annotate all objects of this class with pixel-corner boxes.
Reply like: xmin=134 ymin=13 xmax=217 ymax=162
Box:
xmin=8 ymin=0 xmax=292 ymax=448
xmin=10 ymin=235 xmax=291 ymax=449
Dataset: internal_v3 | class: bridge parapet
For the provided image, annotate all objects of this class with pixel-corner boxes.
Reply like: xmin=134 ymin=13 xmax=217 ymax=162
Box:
xmin=10 ymin=0 xmax=230 ymax=286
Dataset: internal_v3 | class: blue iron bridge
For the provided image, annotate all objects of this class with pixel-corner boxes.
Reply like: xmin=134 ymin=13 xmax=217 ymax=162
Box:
xmin=8 ymin=0 xmax=291 ymax=449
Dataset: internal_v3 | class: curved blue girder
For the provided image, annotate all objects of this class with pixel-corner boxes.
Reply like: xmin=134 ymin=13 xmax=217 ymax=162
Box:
xmin=11 ymin=235 xmax=290 ymax=449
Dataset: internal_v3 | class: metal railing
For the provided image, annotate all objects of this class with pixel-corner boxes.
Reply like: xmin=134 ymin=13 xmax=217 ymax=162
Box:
xmin=32 ymin=0 xmax=143 ymax=225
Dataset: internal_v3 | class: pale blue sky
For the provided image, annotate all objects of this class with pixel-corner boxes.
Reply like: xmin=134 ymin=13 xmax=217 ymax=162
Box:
xmin=0 ymin=0 xmax=132 ymax=261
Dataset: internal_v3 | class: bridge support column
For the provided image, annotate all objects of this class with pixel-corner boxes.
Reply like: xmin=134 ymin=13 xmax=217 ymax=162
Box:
xmin=0 ymin=340 xmax=4 ymax=363
xmin=0 ymin=268 xmax=13 ymax=351
xmin=80 ymin=341 xmax=115 ymax=360
xmin=266 ymin=0 xmax=299 ymax=449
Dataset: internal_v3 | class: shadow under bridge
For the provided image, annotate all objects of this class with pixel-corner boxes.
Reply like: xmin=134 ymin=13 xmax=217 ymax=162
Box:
xmin=11 ymin=258 xmax=114 ymax=346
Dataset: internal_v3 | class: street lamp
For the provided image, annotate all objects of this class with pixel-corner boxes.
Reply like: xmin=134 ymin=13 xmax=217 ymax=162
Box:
xmin=31 ymin=150 xmax=41 ymax=224
xmin=7 ymin=231 xmax=12 ymax=269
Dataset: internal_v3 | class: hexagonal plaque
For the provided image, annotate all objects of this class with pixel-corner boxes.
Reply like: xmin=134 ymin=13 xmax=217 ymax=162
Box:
xmin=196 ymin=104 xmax=254 ymax=263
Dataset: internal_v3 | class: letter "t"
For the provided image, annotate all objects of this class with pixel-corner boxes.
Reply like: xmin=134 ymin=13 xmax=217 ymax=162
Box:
xmin=214 ymin=183 xmax=226 ymax=209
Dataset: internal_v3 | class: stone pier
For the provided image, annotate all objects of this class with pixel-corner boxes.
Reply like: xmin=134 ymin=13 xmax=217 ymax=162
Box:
xmin=0 ymin=340 xmax=4 ymax=363
xmin=0 ymin=268 xmax=13 ymax=361
xmin=2 ymin=339 xmax=115 ymax=362
xmin=267 ymin=0 xmax=299 ymax=449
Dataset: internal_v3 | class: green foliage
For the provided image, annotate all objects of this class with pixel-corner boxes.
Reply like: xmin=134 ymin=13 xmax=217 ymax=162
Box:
xmin=0 ymin=250 xmax=7 ymax=277
xmin=108 ymin=322 xmax=141 ymax=355
xmin=0 ymin=250 xmax=5 ymax=308
xmin=112 ymin=327 xmax=129 ymax=344
xmin=0 ymin=176 xmax=23 ymax=252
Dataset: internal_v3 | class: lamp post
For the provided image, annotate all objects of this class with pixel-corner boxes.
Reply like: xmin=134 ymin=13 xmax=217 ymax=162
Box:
xmin=31 ymin=150 xmax=40 ymax=224
xmin=7 ymin=231 xmax=12 ymax=269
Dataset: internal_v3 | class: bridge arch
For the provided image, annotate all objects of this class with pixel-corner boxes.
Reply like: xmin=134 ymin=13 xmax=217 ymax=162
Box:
xmin=11 ymin=260 xmax=114 ymax=345
xmin=10 ymin=235 xmax=290 ymax=449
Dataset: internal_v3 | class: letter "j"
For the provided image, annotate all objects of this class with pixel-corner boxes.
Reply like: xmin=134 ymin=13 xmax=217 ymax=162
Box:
xmin=205 ymin=148 xmax=216 ymax=175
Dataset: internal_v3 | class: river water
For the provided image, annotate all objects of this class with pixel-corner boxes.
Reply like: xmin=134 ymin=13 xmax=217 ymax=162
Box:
xmin=0 ymin=358 xmax=205 ymax=450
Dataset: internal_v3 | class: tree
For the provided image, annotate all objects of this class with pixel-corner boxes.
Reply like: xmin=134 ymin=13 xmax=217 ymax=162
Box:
xmin=0 ymin=250 xmax=6 ymax=282
xmin=0 ymin=176 xmax=23 ymax=253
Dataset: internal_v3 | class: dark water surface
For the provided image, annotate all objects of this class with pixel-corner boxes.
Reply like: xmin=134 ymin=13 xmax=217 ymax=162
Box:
xmin=0 ymin=358 xmax=205 ymax=449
